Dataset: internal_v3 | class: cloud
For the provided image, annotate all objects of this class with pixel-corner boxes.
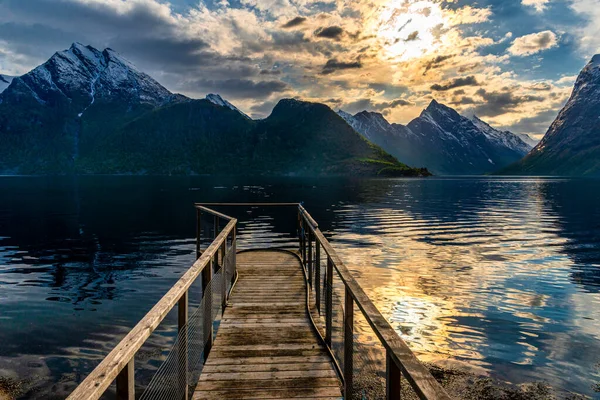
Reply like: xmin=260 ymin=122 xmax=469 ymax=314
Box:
xmin=528 ymin=82 xmax=552 ymax=91
xmin=314 ymin=26 xmax=344 ymax=40
xmin=321 ymin=58 xmax=361 ymax=74
xmin=189 ymin=78 xmax=289 ymax=99
xmin=342 ymin=98 xmax=413 ymax=114
xmin=499 ymin=109 xmax=558 ymax=136
xmin=282 ymin=16 xmax=306 ymax=28
xmin=470 ymin=88 xmax=546 ymax=117
xmin=507 ymin=31 xmax=558 ymax=56
xmin=521 ymin=0 xmax=550 ymax=13
xmin=569 ymin=0 xmax=600 ymax=53
xmin=430 ymin=75 xmax=479 ymax=91
xmin=422 ymin=55 xmax=454 ymax=75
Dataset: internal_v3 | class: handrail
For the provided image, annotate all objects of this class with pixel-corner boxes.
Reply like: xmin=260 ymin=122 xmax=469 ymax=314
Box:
xmin=298 ymin=206 xmax=452 ymax=400
xmin=67 ymin=209 xmax=237 ymax=400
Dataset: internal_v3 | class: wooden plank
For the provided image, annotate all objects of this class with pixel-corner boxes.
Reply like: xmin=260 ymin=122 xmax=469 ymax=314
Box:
xmin=194 ymin=377 xmax=341 ymax=391
xmin=193 ymin=387 xmax=342 ymax=400
xmin=194 ymin=250 xmax=342 ymax=400
xmin=203 ymin=362 xmax=335 ymax=373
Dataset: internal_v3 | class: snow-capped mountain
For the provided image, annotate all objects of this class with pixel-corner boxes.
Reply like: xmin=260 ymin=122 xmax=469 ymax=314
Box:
xmin=2 ymin=43 xmax=183 ymax=116
xmin=469 ymin=115 xmax=532 ymax=154
xmin=515 ymin=133 xmax=539 ymax=148
xmin=0 ymin=75 xmax=14 ymax=94
xmin=206 ymin=93 xmax=250 ymax=119
xmin=503 ymin=54 xmax=600 ymax=176
xmin=339 ymin=100 xmax=532 ymax=175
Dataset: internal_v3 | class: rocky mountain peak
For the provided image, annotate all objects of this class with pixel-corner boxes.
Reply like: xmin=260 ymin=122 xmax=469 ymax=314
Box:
xmin=206 ymin=93 xmax=250 ymax=119
xmin=3 ymin=43 xmax=177 ymax=112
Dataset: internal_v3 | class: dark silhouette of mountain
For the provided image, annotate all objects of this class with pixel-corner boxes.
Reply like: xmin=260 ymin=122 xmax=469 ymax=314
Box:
xmin=501 ymin=55 xmax=600 ymax=176
xmin=339 ymin=100 xmax=532 ymax=175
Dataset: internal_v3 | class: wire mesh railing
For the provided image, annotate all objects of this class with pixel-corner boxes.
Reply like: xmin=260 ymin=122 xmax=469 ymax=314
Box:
xmin=67 ymin=207 xmax=237 ymax=400
xmin=298 ymin=205 xmax=452 ymax=400
xmin=68 ymin=202 xmax=449 ymax=400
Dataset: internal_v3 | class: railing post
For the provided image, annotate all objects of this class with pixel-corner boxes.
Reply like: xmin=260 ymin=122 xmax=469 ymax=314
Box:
xmin=221 ymin=240 xmax=227 ymax=313
xmin=213 ymin=215 xmax=219 ymax=240
xmin=178 ymin=291 xmax=189 ymax=400
xmin=196 ymin=209 xmax=202 ymax=258
xmin=202 ymin=258 xmax=213 ymax=363
xmin=386 ymin=351 xmax=402 ymax=400
xmin=308 ymin=230 xmax=313 ymax=286
xmin=315 ymin=240 xmax=321 ymax=314
xmin=344 ymin=286 xmax=354 ymax=400
xmin=232 ymin=227 xmax=237 ymax=285
xmin=297 ymin=209 xmax=303 ymax=255
xmin=325 ymin=256 xmax=333 ymax=347
xmin=116 ymin=359 xmax=134 ymax=400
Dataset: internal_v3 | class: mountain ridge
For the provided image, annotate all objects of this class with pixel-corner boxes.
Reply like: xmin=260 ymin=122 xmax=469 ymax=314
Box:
xmin=501 ymin=54 xmax=600 ymax=176
xmin=338 ymin=100 xmax=532 ymax=175
xmin=0 ymin=43 xmax=428 ymax=177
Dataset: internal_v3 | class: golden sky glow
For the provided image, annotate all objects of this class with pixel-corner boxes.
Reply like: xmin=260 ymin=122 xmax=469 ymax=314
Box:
xmin=0 ymin=0 xmax=598 ymax=136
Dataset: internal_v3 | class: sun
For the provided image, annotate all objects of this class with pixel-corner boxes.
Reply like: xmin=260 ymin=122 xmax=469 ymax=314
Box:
xmin=374 ymin=0 xmax=446 ymax=62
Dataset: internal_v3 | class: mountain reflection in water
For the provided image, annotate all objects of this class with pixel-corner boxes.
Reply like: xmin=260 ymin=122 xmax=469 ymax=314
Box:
xmin=0 ymin=176 xmax=599 ymax=398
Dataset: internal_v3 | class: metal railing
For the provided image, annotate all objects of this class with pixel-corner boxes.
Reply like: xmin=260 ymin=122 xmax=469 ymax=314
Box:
xmin=67 ymin=206 xmax=237 ymax=400
xmin=68 ymin=202 xmax=450 ymax=400
xmin=297 ymin=204 xmax=451 ymax=400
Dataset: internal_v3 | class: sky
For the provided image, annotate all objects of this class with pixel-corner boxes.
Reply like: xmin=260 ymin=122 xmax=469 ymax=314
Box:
xmin=0 ymin=0 xmax=598 ymax=138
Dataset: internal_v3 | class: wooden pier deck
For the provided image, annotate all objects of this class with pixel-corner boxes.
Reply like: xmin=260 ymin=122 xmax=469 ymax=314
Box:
xmin=67 ymin=203 xmax=451 ymax=400
xmin=193 ymin=250 xmax=342 ymax=399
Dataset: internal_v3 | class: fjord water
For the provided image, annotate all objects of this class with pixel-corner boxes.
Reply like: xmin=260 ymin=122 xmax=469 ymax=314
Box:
xmin=0 ymin=176 xmax=599 ymax=398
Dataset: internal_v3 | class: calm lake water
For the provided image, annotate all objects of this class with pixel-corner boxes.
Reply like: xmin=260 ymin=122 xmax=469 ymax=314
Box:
xmin=1 ymin=176 xmax=599 ymax=398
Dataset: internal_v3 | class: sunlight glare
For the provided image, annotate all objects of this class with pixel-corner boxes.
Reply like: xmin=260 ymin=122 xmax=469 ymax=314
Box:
xmin=375 ymin=0 xmax=446 ymax=62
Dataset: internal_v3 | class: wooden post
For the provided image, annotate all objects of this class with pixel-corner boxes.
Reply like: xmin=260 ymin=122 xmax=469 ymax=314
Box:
xmin=178 ymin=291 xmax=189 ymax=400
xmin=196 ymin=209 xmax=202 ymax=258
xmin=116 ymin=359 xmax=134 ymax=400
xmin=386 ymin=351 xmax=402 ymax=400
xmin=221 ymin=240 xmax=227 ymax=313
xmin=202 ymin=258 xmax=213 ymax=362
xmin=308 ymin=230 xmax=313 ymax=287
xmin=232 ymin=227 xmax=237 ymax=286
xmin=315 ymin=240 xmax=321 ymax=314
xmin=344 ymin=286 xmax=354 ymax=400
xmin=325 ymin=256 xmax=333 ymax=347
xmin=297 ymin=209 xmax=302 ymax=254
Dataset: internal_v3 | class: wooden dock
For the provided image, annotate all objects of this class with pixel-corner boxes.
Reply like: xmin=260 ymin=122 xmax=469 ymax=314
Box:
xmin=193 ymin=250 xmax=342 ymax=399
xmin=67 ymin=203 xmax=451 ymax=400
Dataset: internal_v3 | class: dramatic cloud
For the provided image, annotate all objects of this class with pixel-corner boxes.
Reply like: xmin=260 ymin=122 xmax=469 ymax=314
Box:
xmin=321 ymin=58 xmax=362 ymax=74
xmin=342 ymin=98 xmax=413 ymax=114
xmin=282 ymin=16 xmax=306 ymax=28
xmin=508 ymin=31 xmax=558 ymax=56
xmin=189 ymin=78 xmax=289 ymax=99
xmin=431 ymin=76 xmax=479 ymax=91
xmin=314 ymin=26 xmax=344 ymax=40
xmin=471 ymin=88 xmax=546 ymax=117
xmin=0 ymin=0 xmax=592 ymax=125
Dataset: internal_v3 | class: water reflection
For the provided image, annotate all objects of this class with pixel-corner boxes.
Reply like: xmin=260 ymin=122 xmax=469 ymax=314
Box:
xmin=0 ymin=176 xmax=599 ymax=398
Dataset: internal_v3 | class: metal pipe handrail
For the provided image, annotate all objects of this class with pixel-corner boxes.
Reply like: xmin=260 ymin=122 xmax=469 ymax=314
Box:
xmin=298 ymin=206 xmax=451 ymax=400
xmin=68 ymin=208 xmax=237 ymax=400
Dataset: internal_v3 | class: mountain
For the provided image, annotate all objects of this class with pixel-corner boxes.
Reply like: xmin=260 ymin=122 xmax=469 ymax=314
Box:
xmin=0 ymin=43 xmax=186 ymax=173
xmin=84 ymin=98 xmax=429 ymax=176
xmin=501 ymin=55 xmax=600 ymax=176
xmin=514 ymin=133 xmax=539 ymax=148
xmin=0 ymin=74 xmax=14 ymax=94
xmin=338 ymin=100 xmax=532 ymax=175
xmin=0 ymin=43 xmax=427 ymax=176
xmin=206 ymin=93 xmax=250 ymax=119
